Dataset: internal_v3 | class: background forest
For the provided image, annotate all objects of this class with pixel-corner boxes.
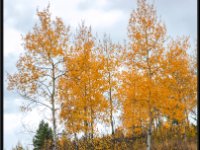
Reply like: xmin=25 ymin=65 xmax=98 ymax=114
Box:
xmin=6 ymin=0 xmax=197 ymax=149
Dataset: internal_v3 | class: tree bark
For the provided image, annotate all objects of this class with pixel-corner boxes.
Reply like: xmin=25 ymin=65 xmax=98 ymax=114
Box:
xmin=147 ymin=117 xmax=152 ymax=150
xmin=84 ymin=84 xmax=88 ymax=140
xmin=52 ymin=64 xmax=57 ymax=150
xmin=108 ymin=72 xmax=115 ymax=135
xmin=146 ymin=49 xmax=152 ymax=150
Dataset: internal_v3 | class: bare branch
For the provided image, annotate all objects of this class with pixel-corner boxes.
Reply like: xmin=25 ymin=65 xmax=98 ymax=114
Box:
xmin=18 ymin=92 xmax=52 ymax=110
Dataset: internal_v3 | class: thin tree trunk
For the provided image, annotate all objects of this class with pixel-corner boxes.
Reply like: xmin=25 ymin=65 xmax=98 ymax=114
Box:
xmin=84 ymin=106 xmax=88 ymax=140
xmin=74 ymin=133 xmax=79 ymax=150
xmin=146 ymin=48 xmax=152 ymax=150
xmin=52 ymin=102 xmax=57 ymax=150
xmin=90 ymin=107 xmax=94 ymax=139
xmin=84 ymin=84 xmax=88 ymax=140
xmin=147 ymin=117 xmax=152 ymax=150
xmin=104 ymin=39 xmax=115 ymax=136
xmin=147 ymin=91 xmax=152 ymax=150
xmin=184 ymin=108 xmax=189 ymax=143
xmin=108 ymin=72 xmax=114 ymax=135
xmin=108 ymin=72 xmax=115 ymax=150
xmin=88 ymin=75 xmax=94 ymax=140
xmin=52 ymin=64 xmax=57 ymax=150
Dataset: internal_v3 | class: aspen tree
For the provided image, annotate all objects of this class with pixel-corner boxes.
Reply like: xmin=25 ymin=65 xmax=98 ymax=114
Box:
xmin=59 ymin=23 xmax=108 ymax=140
xmin=7 ymin=6 xmax=70 ymax=149
xmin=161 ymin=37 xmax=197 ymax=141
xmin=98 ymin=35 xmax=122 ymax=135
xmin=126 ymin=0 xmax=166 ymax=149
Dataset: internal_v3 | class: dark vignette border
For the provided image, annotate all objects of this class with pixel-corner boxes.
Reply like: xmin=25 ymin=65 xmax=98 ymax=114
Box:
xmin=197 ymin=0 xmax=199 ymax=150
xmin=0 ymin=0 xmax=3 ymax=148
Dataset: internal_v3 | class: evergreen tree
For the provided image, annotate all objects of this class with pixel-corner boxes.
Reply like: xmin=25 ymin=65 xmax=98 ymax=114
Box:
xmin=33 ymin=120 xmax=53 ymax=150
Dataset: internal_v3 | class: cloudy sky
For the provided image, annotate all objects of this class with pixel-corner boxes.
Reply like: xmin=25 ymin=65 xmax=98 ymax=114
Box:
xmin=4 ymin=0 xmax=197 ymax=149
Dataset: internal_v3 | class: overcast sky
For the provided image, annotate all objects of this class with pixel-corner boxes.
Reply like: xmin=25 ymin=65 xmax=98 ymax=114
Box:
xmin=4 ymin=0 xmax=197 ymax=149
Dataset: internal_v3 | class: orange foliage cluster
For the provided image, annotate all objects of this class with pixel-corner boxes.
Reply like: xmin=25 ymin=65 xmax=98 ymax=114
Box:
xmin=7 ymin=0 xmax=197 ymax=149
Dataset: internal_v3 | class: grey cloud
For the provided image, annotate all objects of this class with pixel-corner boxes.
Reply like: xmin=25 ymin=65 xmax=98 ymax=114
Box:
xmin=77 ymin=0 xmax=197 ymax=43
xmin=155 ymin=0 xmax=197 ymax=39
xmin=4 ymin=53 xmax=23 ymax=114
xmin=4 ymin=96 xmax=20 ymax=114
xmin=106 ymin=0 xmax=136 ymax=12
xmin=77 ymin=0 xmax=136 ymax=13
xmin=4 ymin=53 xmax=19 ymax=74
xmin=4 ymin=0 xmax=40 ymax=33
xmin=95 ymin=16 xmax=129 ymax=43
xmin=4 ymin=81 xmax=22 ymax=114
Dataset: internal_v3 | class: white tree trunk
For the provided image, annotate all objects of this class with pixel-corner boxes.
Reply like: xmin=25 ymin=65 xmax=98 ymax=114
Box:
xmin=52 ymin=64 xmax=57 ymax=150
xmin=147 ymin=119 xmax=152 ymax=150
xmin=147 ymin=125 xmax=152 ymax=150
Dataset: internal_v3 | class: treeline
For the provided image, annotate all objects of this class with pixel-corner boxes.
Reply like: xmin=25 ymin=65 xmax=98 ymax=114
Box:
xmin=8 ymin=0 xmax=197 ymax=149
